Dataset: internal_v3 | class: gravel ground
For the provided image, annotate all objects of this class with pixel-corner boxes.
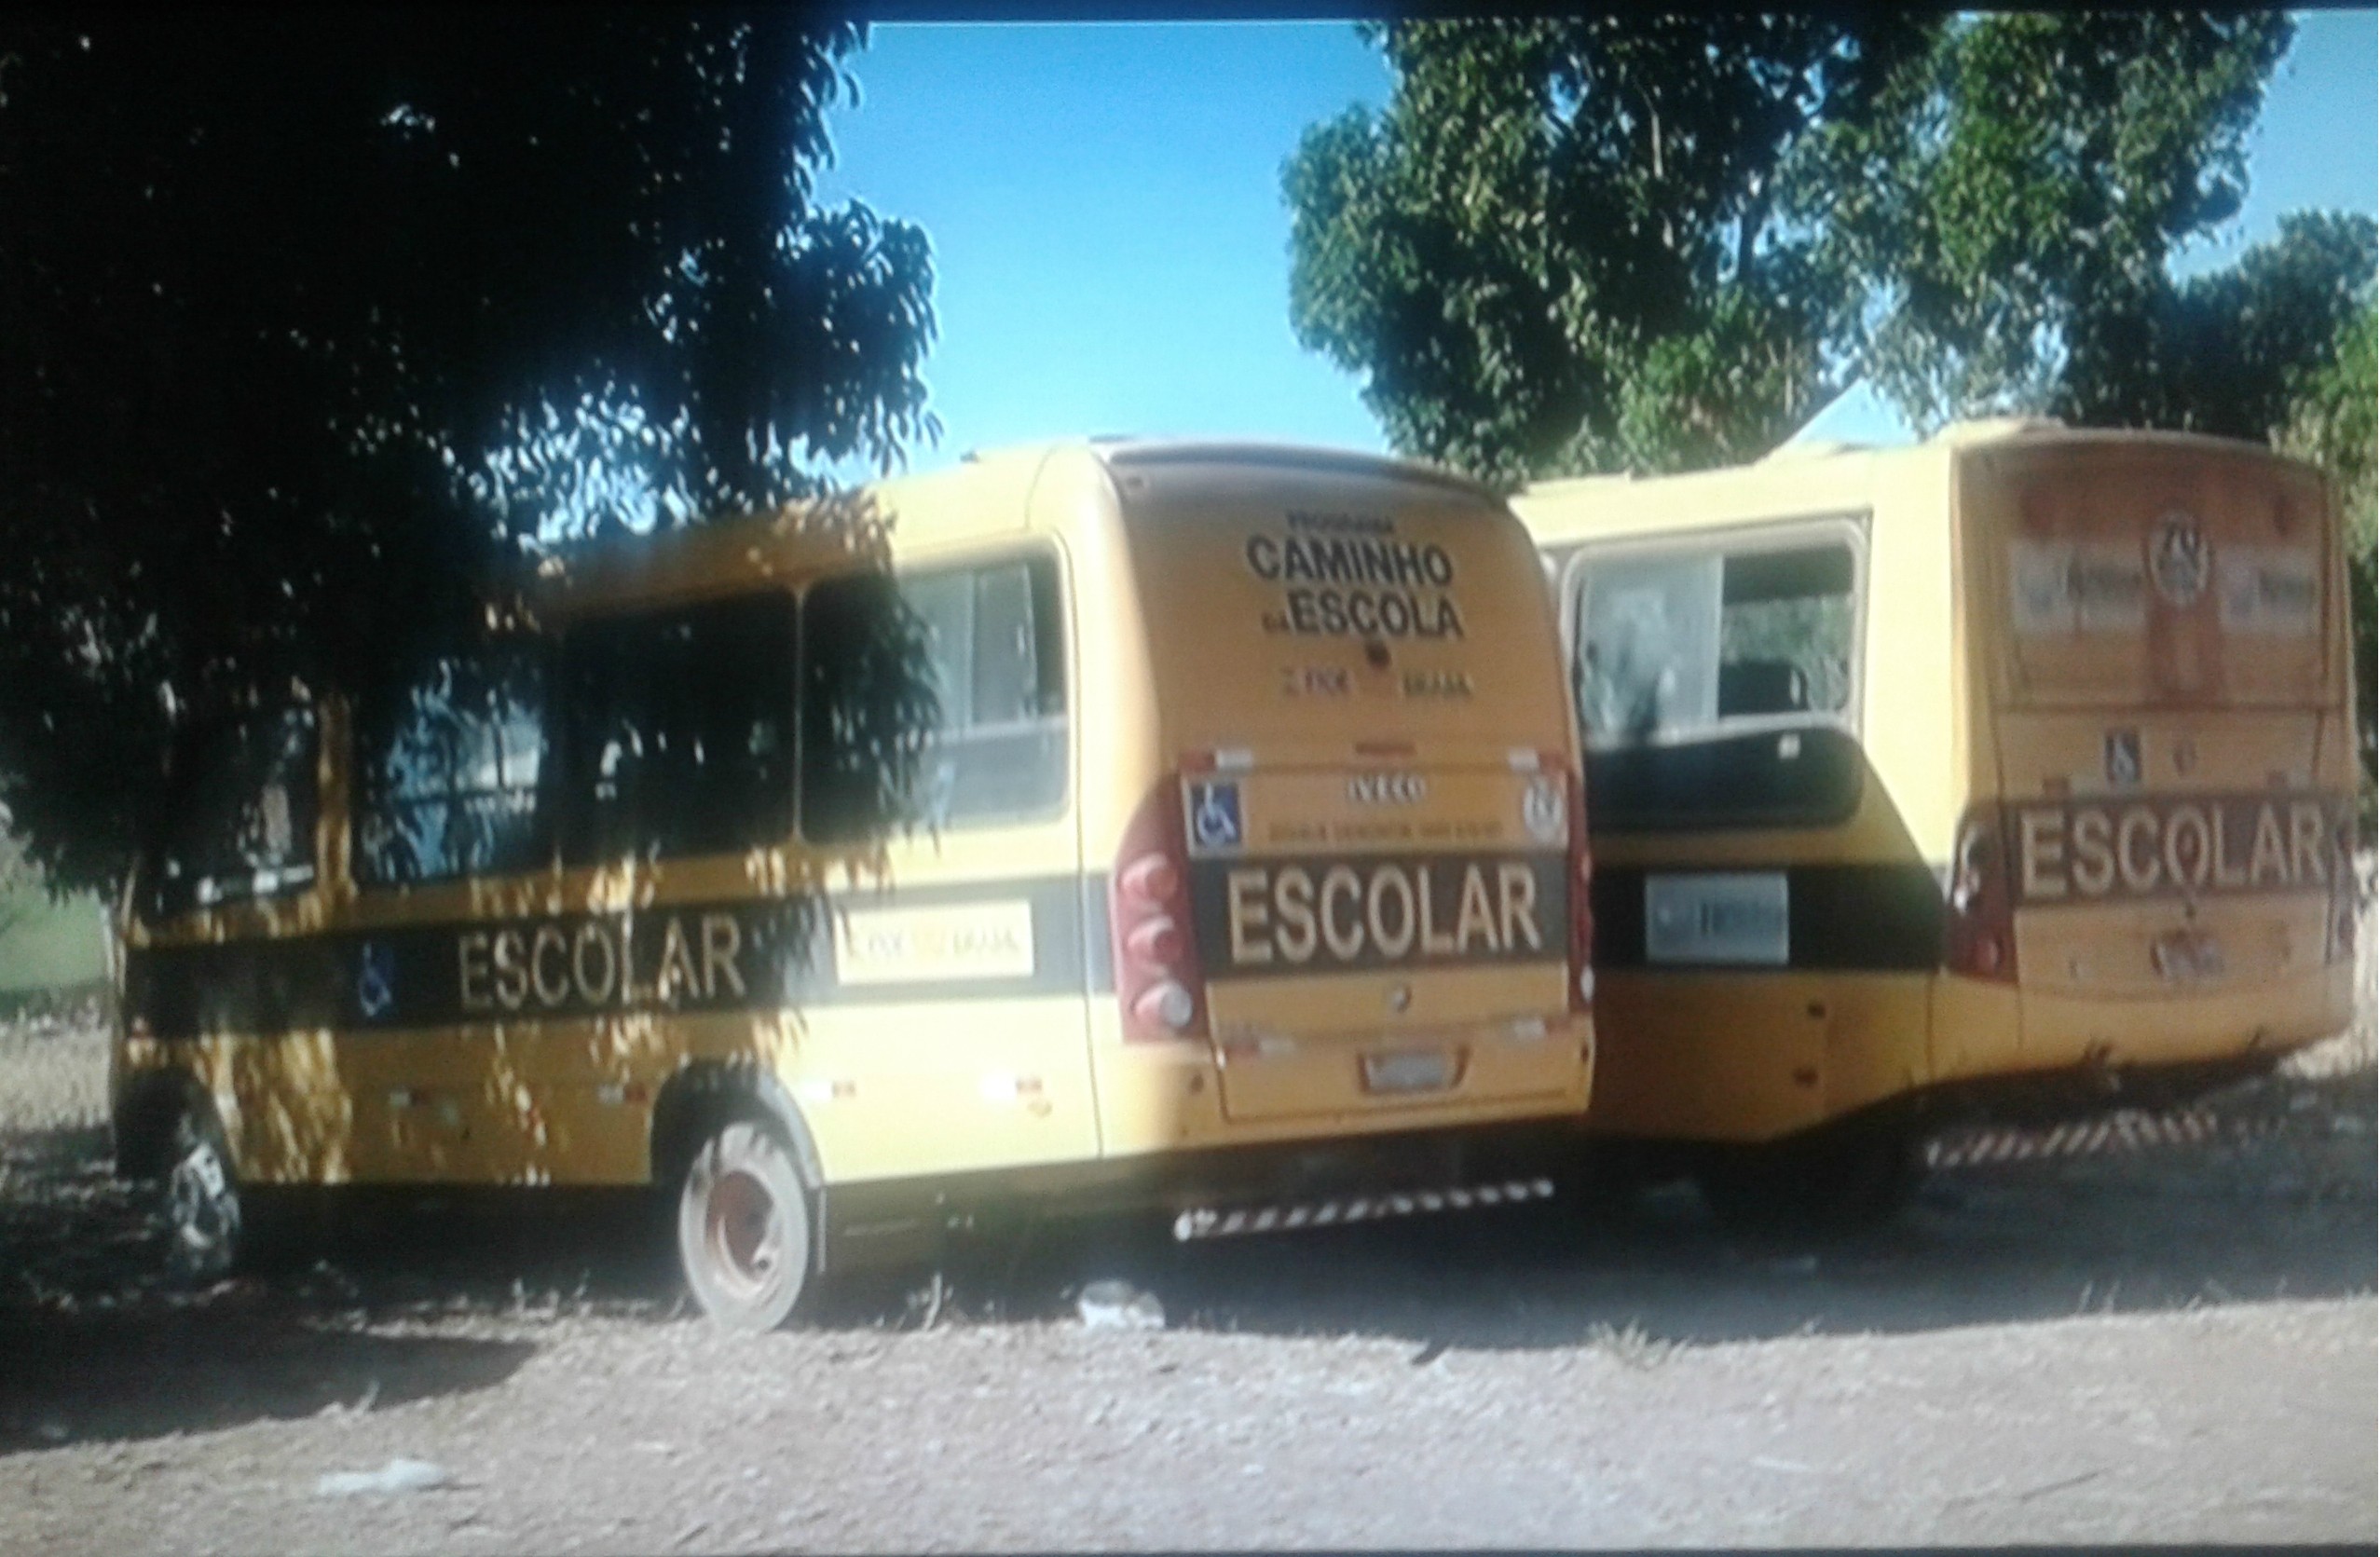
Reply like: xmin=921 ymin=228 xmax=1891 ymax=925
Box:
xmin=0 ymin=1009 xmax=2371 ymax=1551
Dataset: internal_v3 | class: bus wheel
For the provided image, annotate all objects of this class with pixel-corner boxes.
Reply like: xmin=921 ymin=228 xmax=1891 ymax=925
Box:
xmin=162 ymin=1103 xmax=244 ymax=1287
xmin=1694 ymin=1118 xmax=1921 ymax=1239
xmin=677 ymin=1115 xmax=814 ymax=1332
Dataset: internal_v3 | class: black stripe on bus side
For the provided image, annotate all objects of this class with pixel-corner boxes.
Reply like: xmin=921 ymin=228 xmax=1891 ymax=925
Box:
xmin=1588 ymin=864 xmax=1946 ymax=972
xmin=126 ymin=874 xmax=1115 ymax=1043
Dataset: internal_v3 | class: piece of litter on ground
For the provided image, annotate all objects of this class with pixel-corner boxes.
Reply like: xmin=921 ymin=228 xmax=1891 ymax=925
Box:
xmin=316 ymin=1458 xmax=453 ymax=1497
xmin=1750 ymin=1455 xmax=1818 ymax=1474
xmin=1077 ymin=1279 xmax=1166 ymax=1331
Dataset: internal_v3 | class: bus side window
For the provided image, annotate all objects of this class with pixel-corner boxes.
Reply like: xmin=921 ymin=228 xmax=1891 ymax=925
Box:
xmin=932 ymin=556 xmax=1067 ymax=827
xmin=1571 ymin=531 xmax=1862 ymax=829
xmin=799 ymin=554 xmax=1068 ymax=844
xmin=1717 ymin=544 xmax=1855 ymax=718
xmin=1576 ymin=552 xmax=1723 ymax=743
xmin=556 ymin=594 xmax=798 ymax=865
xmin=144 ymin=705 xmax=321 ymax=920
xmin=353 ymin=641 xmax=551 ymax=886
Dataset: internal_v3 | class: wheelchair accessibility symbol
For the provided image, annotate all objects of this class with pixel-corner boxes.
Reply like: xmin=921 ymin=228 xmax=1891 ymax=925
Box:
xmin=1188 ymin=781 xmax=1243 ymax=852
xmin=356 ymin=940 xmax=396 ymax=1020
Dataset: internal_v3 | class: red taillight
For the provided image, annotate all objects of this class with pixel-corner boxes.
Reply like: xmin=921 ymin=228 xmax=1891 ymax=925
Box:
xmin=1566 ymin=767 xmax=1595 ymax=1011
xmin=1120 ymin=854 xmax=1179 ymax=907
xmin=1944 ymin=804 xmax=2018 ymax=983
xmin=1113 ymin=777 xmax=1208 ymax=1043
xmin=1125 ymin=915 xmax=1183 ymax=965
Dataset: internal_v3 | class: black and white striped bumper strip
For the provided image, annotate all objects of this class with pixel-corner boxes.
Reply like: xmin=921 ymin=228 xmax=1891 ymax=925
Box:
xmin=1923 ymin=1109 xmax=2302 ymax=1169
xmin=1170 ymin=1178 xmax=1558 ymax=1242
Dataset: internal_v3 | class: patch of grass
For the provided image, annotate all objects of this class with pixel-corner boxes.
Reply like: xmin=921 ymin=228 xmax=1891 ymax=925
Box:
xmin=1583 ymin=1319 xmax=1676 ymax=1370
xmin=0 ymin=888 xmax=107 ymax=996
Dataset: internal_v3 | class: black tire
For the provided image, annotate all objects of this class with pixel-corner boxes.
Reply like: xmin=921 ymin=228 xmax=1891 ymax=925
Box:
xmin=161 ymin=1101 xmax=245 ymax=1287
xmin=1694 ymin=1117 xmax=1922 ymax=1239
xmin=676 ymin=1114 xmax=815 ymax=1332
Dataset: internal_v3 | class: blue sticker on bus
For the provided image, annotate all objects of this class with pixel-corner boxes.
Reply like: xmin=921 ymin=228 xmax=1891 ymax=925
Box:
xmin=356 ymin=940 xmax=396 ymax=1019
xmin=1188 ymin=781 xmax=1243 ymax=852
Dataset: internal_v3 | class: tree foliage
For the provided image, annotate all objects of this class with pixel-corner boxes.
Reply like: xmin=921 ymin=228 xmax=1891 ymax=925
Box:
xmin=2280 ymin=296 xmax=2379 ymax=800
xmin=2090 ymin=212 xmax=2377 ymax=442
xmin=1283 ymin=13 xmax=2297 ymax=485
xmin=0 ymin=15 xmax=939 ymax=894
xmin=1815 ymin=12 xmax=2291 ymax=430
xmin=1285 ymin=16 xmax=1937 ymax=485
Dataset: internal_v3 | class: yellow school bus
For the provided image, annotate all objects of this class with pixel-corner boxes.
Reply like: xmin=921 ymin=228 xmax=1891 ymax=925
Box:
xmin=1513 ymin=420 xmax=2359 ymax=1231
xmin=112 ymin=440 xmax=1594 ymax=1327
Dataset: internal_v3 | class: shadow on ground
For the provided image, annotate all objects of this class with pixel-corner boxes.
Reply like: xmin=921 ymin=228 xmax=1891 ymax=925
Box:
xmin=0 ymin=1305 xmax=536 ymax=1455
xmin=954 ymin=1072 xmax=2378 ymax=1352
xmin=0 ymin=1070 xmax=2370 ymax=1447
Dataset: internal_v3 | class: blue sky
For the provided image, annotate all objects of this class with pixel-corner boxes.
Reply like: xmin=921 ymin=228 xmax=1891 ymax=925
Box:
xmin=812 ymin=15 xmax=2377 ymax=473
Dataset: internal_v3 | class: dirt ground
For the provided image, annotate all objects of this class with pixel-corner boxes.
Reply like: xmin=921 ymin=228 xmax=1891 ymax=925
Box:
xmin=0 ymin=1012 xmax=2372 ymax=1552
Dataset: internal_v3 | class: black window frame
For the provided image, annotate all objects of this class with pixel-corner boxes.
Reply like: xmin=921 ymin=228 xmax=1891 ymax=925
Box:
xmin=553 ymin=588 xmax=801 ymax=867
xmin=140 ymin=702 xmax=323 ymax=923
xmin=349 ymin=635 xmax=556 ymax=890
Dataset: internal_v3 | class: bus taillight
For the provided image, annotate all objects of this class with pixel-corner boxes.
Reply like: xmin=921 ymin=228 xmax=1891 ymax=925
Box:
xmin=1943 ymin=804 xmax=2018 ymax=983
xmin=1114 ymin=778 xmax=1209 ymax=1043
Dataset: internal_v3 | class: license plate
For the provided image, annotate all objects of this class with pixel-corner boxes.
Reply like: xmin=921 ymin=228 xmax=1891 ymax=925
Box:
xmin=2152 ymin=930 xmax=2224 ymax=982
xmin=1361 ymin=1049 xmax=1456 ymax=1095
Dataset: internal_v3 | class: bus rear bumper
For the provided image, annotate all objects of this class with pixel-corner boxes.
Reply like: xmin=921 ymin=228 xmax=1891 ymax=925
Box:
xmin=2010 ymin=964 xmax=2357 ymax=1077
xmin=815 ymin=1116 xmax=1587 ymax=1275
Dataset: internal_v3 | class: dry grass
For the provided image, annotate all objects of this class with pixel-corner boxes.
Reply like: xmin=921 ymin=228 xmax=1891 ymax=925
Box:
xmin=0 ymin=1018 xmax=108 ymax=1138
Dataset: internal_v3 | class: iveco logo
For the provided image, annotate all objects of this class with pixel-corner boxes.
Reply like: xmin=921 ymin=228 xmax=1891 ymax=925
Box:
xmin=1347 ymin=772 xmax=1428 ymax=806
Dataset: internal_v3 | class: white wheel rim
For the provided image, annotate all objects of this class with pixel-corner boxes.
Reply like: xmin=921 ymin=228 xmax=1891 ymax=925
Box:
xmin=704 ymin=1162 xmax=786 ymax=1301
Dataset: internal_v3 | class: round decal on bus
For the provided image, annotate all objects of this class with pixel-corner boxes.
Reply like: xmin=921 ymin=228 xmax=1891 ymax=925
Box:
xmin=2148 ymin=510 xmax=2210 ymax=607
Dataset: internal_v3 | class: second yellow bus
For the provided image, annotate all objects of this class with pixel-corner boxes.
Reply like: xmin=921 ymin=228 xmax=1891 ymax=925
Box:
xmin=1515 ymin=420 xmax=2359 ymax=1230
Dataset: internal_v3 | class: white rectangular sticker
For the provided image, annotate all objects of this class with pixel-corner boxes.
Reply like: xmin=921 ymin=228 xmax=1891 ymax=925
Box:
xmin=2009 ymin=539 xmax=2076 ymax=636
xmin=833 ymin=901 xmax=1036 ymax=986
xmin=2217 ymin=546 xmax=2321 ymax=636
xmin=2009 ymin=539 xmax=2149 ymax=635
xmin=1645 ymin=872 xmax=1789 ymax=966
xmin=2071 ymin=539 xmax=2148 ymax=632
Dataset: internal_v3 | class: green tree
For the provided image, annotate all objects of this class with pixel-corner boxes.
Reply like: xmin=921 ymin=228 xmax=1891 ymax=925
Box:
xmin=1816 ymin=13 xmax=2291 ymax=431
xmin=2092 ymin=212 xmax=2376 ymax=441
xmin=1284 ymin=13 xmax=2294 ymax=485
xmin=1285 ymin=16 xmax=1938 ymax=486
xmin=2280 ymin=298 xmax=2378 ymax=807
xmin=0 ymin=16 xmax=940 ymax=895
